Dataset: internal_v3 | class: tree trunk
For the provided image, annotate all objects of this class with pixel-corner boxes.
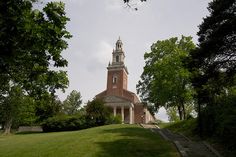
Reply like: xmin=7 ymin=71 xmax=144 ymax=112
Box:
xmin=197 ymin=102 xmax=203 ymax=137
xmin=3 ymin=118 xmax=12 ymax=135
xmin=182 ymin=103 xmax=186 ymax=120
xmin=177 ymin=105 xmax=183 ymax=120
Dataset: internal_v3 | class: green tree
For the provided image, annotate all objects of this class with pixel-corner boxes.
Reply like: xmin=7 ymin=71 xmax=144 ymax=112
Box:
xmin=17 ymin=96 xmax=36 ymax=126
xmin=35 ymin=94 xmax=62 ymax=122
xmin=187 ymin=0 xmax=236 ymax=136
xmin=137 ymin=36 xmax=195 ymax=120
xmin=166 ymin=103 xmax=196 ymax=122
xmin=85 ymin=99 xmax=110 ymax=126
xmin=62 ymin=90 xmax=82 ymax=115
xmin=0 ymin=0 xmax=71 ymax=133
xmin=0 ymin=86 xmax=37 ymax=131
xmin=0 ymin=86 xmax=24 ymax=134
xmin=166 ymin=107 xmax=180 ymax=122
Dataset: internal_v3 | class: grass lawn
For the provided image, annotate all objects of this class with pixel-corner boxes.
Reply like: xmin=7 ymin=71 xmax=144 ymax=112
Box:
xmin=158 ymin=118 xmax=197 ymax=137
xmin=0 ymin=124 xmax=180 ymax=157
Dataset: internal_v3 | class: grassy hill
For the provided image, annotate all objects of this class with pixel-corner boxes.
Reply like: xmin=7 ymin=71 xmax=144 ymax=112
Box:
xmin=0 ymin=124 xmax=180 ymax=157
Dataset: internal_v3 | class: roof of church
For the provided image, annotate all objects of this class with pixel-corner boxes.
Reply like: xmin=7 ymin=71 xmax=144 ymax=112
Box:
xmin=95 ymin=89 xmax=140 ymax=104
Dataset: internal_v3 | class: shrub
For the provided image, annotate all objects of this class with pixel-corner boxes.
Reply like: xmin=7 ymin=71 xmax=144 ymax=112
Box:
xmin=201 ymin=88 xmax=236 ymax=153
xmin=85 ymin=99 xmax=111 ymax=127
xmin=106 ymin=115 xmax=122 ymax=124
xmin=42 ymin=114 xmax=87 ymax=132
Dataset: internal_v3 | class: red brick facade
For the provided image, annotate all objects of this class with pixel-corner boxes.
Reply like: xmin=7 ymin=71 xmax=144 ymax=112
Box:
xmin=106 ymin=68 xmax=128 ymax=96
xmin=95 ymin=38 xmax=155 ymax=124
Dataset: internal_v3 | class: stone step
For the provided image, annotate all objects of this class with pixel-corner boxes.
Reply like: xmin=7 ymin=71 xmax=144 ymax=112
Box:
xmin=180 ymin=141 xmax=216 ymax=157
xmin=153 ymin=127 xmax=219 ymax=157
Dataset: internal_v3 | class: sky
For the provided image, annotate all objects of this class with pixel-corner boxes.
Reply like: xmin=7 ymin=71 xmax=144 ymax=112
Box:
xmin=43 ymin=0 xmax=211 ymax=121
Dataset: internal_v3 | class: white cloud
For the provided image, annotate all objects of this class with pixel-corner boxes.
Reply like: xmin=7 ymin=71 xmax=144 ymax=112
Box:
xmin=104 ymin=0 xmax=124 ymax=11
xmin=93 ymin=41 xmax=113 ymax=65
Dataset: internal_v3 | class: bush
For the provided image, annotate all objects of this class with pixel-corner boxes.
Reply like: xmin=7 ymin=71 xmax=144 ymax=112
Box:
xmin=106 ymin=115 xmax=122 ymax=124
xmin=42 ymin=114 xmax=87 ymax=132
xmin=85 ymin=99 xmax=111 ymax=127
xmin=201 ymin=89 xmax=236 ymax=154
xmin=215 ymin=93 xmax=236 ymax=152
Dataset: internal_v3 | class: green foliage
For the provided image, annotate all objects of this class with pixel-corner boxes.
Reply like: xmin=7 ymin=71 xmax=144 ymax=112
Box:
xmin=201 ymin=88 xmax=236 ymax=152
xmin=0 ymin=0 xmax=71 ymax=133
xmin=42 ymin=114 xmax=87 ymax=132
xmin=186 ymin=1 xmax=236 ymax=151
xmin=107 ymin=115 xmax=122 ymax=124
xmin=137 ymin=36 xmax=196 ymax=120
xmin=62 ymin=90 xmax=82 ymax=115
xmin=35 ymin=94 xmax=62 ymax=122
xmin=14 ymin=96 xmax=36 ymax=127
xmin=85 ymin=99 xmax=111 ymax=127
xmin=166 ymin=103 xmax=196 ymax=122
xmin=190 ymin=0 xmax=236 ymax=84
xmin=166 ymin=107 xmax=180 ymax=122
xmin=0 ymin=86 xmax=24 ymax=132
xmin=42 ymin=108 xmax=122 ymax=132
xmin=187 ymin=0 xmax=236 ymax=110
xmin=0 ymin=87 xmax=37 ymax=131
xmin=161 ymin=119 xmax=197 ymax=137
xmin=0 ymin=0 xmax=71 ymax=95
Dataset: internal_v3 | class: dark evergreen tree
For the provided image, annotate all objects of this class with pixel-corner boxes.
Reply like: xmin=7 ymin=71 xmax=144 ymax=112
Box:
xmin=187 ymin=0 xmax=236 ymax=138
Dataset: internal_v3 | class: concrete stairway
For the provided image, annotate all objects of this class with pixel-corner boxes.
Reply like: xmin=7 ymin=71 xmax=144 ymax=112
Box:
xmin=141 ymin=124 xmax=222 ymax=157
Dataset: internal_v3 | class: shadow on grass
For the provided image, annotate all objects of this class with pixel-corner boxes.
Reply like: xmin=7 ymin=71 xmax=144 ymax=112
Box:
xmin=15 ymin=131 xmax=44 ymax=135
xmin=95 ymin=126 xmax=179 ymax=157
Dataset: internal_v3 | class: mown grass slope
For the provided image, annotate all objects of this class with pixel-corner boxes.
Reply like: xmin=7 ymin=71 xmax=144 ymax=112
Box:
xmin=0 ymin=124 xmax=180 ymax=157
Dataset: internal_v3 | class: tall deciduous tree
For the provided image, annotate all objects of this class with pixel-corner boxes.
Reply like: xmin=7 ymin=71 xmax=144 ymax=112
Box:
xmin=63 ymin=90 xmax=82 ymax=115
xmin=137 ymin=36 xmax=195 ymax=120
xmin=0 ymin=0 xmax=71 ymax=134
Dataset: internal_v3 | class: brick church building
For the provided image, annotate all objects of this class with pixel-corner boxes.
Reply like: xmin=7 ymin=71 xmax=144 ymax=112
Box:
xmin=96 ymin=38 xmax=155 ymax=124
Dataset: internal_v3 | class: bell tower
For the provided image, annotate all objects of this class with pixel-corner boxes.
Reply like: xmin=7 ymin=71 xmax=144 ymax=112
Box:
xmin=107 ymin=37 xmax=128 ymax=96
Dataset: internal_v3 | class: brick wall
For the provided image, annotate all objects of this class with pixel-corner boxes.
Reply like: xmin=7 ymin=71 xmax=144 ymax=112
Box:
xmin=134 ymin=103 xmax=145 ymax=123
xmin=106 ymin=69 xmax=127 ymax=96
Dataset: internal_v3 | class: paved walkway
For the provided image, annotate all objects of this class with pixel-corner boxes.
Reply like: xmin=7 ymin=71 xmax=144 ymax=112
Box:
xmin=141 ymin=124 xmax=222 ymax=157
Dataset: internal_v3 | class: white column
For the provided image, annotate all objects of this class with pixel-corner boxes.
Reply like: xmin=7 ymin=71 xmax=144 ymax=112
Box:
xmin=121 ymin=106 xmax=124 ymax=124
xmin=113 ymin=106 xmax=116 ymax=116
xmin=129 ymin=106 xmax=132 ymax=124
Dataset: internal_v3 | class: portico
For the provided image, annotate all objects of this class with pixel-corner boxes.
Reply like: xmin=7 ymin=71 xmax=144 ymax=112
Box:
xmin=105 ymin=97 xmax=134 ymax=124
xmin=112 ymin=105 xmax=133 ymax=124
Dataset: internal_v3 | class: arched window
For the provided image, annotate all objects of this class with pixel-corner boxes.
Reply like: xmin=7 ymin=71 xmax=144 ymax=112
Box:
xmin=112 ymin=76 xmax=117 ymax=84
xmin=116 ymin=55 xmax=119 ymax=62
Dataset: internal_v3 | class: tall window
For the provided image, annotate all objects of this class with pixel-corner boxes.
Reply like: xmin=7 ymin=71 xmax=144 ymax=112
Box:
xmin=116 ymin=55 xmax=119 ymax=62
xmin=112 ymin=76 xmax=117 ymax=84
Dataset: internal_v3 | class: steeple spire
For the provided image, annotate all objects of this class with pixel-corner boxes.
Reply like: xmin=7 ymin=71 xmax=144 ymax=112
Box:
xmin=116 ymin=37 xmax=123 ymax=51
xmin=108 ymin=37 xmax=128 ymax=74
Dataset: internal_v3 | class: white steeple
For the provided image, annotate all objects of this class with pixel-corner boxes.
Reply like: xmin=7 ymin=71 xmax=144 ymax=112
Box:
xmin=107 ymin=37 xmax=128 ymax=74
